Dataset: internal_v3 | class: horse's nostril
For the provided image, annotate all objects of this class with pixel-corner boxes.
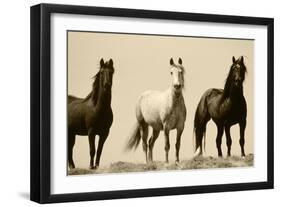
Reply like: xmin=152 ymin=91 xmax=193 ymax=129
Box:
xmin=174 ymin=84 xmax=181 ymax=89
xmin=235 ymin=80 xmax=242 ymax=86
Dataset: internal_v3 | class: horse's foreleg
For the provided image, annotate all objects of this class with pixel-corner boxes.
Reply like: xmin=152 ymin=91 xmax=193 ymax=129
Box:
xmin=88 ymin=134 xmax=96 ymax=169
xmin=239 ymin=120 xmax=246 ymax=157
xmin=95 ymin=135 xmax=108 ymax=168
xmin=216 ymin=125 xmax=224 ymax=157
xmin=148 ymin=129 xmax=160 ymax=163
xmin=68 ymin=133 xmax=76 ymax=169
xmin=175 ymin=129 xmax=183 ymax=163
xmin=225 ymin=125 xmax=232 ymax=157
xmin=140 ymin=124 xmax=149 ymax=163
xmin=164 ymin=129 xmax=170 ymax=163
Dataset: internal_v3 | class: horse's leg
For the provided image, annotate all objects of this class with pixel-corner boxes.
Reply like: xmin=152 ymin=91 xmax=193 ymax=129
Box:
xmin=68 ymin=133 xmax=76 ymax=169
xmin=195 ymin=128 xmax=203 ymax=156
xmin=225 ymin=125 xmax=232 ymax=157
xmin=239 ymin=120 xmax=246 ymax=157
xmin=175 ymin=128 xmax=183 ymax=163
xmin=148 ymin=129 xmax=160 ymax=163
xmin=215 ymin=125 xmax=224 ymax=157
xmin=164 ymin=129 xmax=170 ymax=163
xmin=88 ymin=133 xmax=96 ymax=169
xmin=95 ymin=133 xmax=109 ymax=168
xmin=140 ymin=123 xmax=149 ymax=163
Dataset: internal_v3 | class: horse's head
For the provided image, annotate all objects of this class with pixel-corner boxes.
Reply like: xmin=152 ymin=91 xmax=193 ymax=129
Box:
xmin=170 ymin=58 xmax=185 ymax=93
xmin=229 ymin=56 xmax=247 ymax=89
xmin=99 ymin=58 xmax=115 ymax=91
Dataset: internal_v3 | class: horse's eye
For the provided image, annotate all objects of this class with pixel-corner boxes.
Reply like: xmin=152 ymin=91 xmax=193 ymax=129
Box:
xmin=170 ymin=71 xmax=172 ymax=75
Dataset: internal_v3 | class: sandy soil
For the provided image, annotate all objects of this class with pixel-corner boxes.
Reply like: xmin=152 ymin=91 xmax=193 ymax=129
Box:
xmin=68 ymin=154 xmax=254 ymax=175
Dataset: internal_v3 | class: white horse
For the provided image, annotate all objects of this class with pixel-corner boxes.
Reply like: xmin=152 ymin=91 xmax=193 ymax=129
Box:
xmin=126 ymin=58 xmax=186 ymax=164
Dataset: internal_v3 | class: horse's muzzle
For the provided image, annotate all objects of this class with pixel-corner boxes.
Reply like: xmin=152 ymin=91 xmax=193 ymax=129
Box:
xmin=104 ymin=83 xmax=112 ymax=89
xmin=234 ymin=80 xmax=242 ymax=87
xmin=174 ymin=84 xmax=181 ymax=90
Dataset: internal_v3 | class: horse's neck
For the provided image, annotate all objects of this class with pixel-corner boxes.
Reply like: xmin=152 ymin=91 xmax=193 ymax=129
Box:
xmin=95 ymin=87 xmax=112 ymax=108
xmin=222 ymin=85 xmax=244 ymax=102
xmin=167 ymin=87 xmax=183 ymax=108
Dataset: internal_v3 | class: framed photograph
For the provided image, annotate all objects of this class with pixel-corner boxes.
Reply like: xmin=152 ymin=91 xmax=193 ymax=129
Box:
xmin=30 ymin=3 xmax=274 ymax=203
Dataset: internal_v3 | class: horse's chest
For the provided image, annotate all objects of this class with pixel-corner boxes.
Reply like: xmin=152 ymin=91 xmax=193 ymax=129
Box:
xmin=162 ymin=105 xmax=184 ymax=130
xmin=86 ymin=108 xmax=113 ymax=132
xmin=220 ymin=99 xmax=246 ymax=124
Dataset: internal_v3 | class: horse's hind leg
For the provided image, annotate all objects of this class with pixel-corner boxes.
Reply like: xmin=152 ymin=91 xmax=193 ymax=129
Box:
xmin=148 ymin=129 xmax=160 ymax=163
xmin=225 ymin=125 xmax=232 ymax=157
xmin=216 ymin=125 xmax=224 ymax=157
xmin=68 ymin=133 xmax=76 ymax=169
xmin=194 ymin=114 xmax=210 ymax=156
xmin=194 ymin=119 xmax=209 ymax=156
xmin=140 ymin=123 xmax=149 ymax=163
xmin=239 ymin=120 xmax=246 ymax=157
xmin=195 ymin=128 xmax=204 ymax=156
xmin=88 ymin=133 xmax=96 ymax=169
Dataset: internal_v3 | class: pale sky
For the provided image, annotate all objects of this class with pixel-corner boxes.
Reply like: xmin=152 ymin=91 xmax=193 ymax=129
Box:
xmin=68 ymin=31 xmax=254 ymax=168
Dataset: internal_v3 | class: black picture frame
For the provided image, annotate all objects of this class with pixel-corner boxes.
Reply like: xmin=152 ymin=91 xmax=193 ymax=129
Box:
xmin=30 ymin=3 xmax=274 ymax=204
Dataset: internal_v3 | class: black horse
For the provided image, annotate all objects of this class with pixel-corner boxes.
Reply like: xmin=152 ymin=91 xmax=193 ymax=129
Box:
xmin=68 ymin=58 xmax=114 ymax=169
xmin=194 ymin=56 xmax=247 ymax=157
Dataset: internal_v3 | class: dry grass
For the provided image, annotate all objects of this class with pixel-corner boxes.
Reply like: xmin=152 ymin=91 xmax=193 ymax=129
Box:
xmin=68 ymin=154 xmax=254 ymax=175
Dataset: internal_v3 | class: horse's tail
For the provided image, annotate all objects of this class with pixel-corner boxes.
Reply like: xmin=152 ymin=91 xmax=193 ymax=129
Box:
xmin=125 ymin=122 xmax=142 ymax=151
xmin=193 ymin=92 xmax=210 ymax=153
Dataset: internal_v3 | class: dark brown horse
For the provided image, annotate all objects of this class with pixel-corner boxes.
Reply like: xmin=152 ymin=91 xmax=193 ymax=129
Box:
xmin=194 ymin=56 xmax=247 ymax=157
xmin=68 ymin=58 xmax=114 ymax=169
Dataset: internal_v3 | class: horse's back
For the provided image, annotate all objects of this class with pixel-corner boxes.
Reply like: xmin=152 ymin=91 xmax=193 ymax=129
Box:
xmin=68 ymin=95 xmax=83 ymax=104
xmin=201 ymin=88 xmax=246 ymax=123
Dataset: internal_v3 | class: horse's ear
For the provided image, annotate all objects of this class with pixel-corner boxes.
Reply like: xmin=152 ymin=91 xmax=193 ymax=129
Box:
xmin=239 ymin=56 xmax=244 ymax=63
xmin=232 ymin=56 xmax=236 ymax=63
xmin=109 ymin=58 xmax=113 ymax=67
xmin=100 ymin=58 xmax=104 ymax=67
xmin=178 ymin=58 xmax=182 ymax=65
xmin=170 ymin=58 xmax=174 ymax=65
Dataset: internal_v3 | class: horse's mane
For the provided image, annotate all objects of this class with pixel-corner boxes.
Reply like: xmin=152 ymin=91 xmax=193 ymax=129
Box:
xmin=83 ymin=71 xmax=100 ymax=105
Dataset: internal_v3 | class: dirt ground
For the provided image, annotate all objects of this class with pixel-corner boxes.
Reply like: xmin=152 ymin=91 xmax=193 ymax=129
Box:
xmin=68 ymin=154 xmax=254 ymax=175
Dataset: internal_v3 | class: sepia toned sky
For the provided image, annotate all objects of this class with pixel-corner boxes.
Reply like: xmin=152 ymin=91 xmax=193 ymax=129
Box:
xmin=68 ymin=31 xmax=254 ymax=168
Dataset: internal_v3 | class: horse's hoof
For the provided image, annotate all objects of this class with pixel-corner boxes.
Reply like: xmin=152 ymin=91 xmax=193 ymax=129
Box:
xmin=175 ymin=161 xmax=182 ymax=167
xmin=89 ymin=166 xmax=96 ymax=170
xmin=194 ymin=149 xmax=203 ymax=158
xmin=69 ymin=164 xmax=75 ymax=169
xmin=147 ymin=161 xmax=154 ymax=165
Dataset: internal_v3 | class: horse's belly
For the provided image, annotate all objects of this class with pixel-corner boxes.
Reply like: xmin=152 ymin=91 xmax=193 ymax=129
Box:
xmin=68 ymin=118 xmax=88 ymax=135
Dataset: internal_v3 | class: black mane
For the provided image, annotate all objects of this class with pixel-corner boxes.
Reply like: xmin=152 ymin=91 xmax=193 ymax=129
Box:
xmin=83 ymin=71 xmax=100 ymax=105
